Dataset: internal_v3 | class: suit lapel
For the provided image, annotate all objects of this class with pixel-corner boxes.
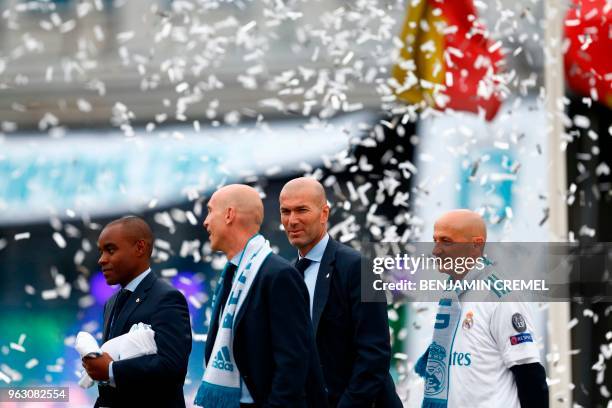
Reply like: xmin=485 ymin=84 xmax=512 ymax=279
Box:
xmin=205 ymin=279 xmax=225 ymax=361
xmin=312 ymin=239 xmax=337 ymax=335
xmin=109 ymin=272 xmax=156 ymax=339
xmin=103 ymin=293 xmax=118 ymax=342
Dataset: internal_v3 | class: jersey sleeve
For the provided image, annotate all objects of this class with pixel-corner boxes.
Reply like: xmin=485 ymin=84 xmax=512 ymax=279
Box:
xmin=490 ymin=301 xmax=542 ymax=368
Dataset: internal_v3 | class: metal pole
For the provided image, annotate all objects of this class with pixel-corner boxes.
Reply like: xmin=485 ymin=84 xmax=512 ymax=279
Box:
xmin=544 ymin=0 xmax=572 ymax=406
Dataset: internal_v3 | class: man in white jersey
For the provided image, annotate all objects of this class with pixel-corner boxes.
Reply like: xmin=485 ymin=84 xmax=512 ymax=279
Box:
xmin=416 ymin=209 xmax=548 ymax=408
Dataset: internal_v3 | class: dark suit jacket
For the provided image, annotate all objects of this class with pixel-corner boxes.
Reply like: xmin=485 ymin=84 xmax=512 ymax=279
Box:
xmin=312 ymin=238 xmax=402 ymax=408
xmin=96 ymin=271 xmax=192 ymax=408
xmin=204 ymin=253 xmax=328 ymax=408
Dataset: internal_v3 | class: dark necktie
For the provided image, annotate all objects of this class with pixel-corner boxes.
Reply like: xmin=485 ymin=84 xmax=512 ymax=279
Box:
xmin=218 ymin=264 xmax=238 ymax=315
xmin=109 ymin=288 xmax=131 ymax=336
xmin=295 ymin=257 xmax=312 ymax=278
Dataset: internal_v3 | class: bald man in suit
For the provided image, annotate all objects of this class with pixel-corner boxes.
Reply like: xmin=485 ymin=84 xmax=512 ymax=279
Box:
xmin=280 ymin=178 xmax=402 ymax=408
xmin=197 ymin=185 xmax=327 ymax=408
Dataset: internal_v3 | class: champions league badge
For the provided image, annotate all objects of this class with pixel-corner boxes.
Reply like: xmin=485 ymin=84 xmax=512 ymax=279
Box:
xmin=424 ymin=342 xmax=447 ymax=396
xmin=512 ymin=313 xmax=527 ymax=332
xmin=462 ymin=311 xmax=474 ymax=330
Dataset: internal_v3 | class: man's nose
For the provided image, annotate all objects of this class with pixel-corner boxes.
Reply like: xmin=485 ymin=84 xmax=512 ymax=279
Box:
xmin=288 ymin=212 xmax=299 ymax=226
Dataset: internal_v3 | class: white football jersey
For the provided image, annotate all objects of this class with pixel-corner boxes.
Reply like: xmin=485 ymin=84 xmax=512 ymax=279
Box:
xmin=446 ymin=293 xmax=542 ymax=408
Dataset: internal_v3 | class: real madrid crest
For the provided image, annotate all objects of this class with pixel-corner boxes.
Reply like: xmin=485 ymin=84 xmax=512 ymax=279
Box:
xmin=424 ymin=342 xmax=447 ymax=396
xmin=462 ymin=311 xmax=474 ymax=329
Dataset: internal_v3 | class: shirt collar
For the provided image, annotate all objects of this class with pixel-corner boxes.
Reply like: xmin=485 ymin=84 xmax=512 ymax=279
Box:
xmin=455 ymin=258 xmax=493 ymax=297
xmin=461 ymin=257 xmax=493 ymax=285
xmin=230 ymin=249 xmax=245 ymax=267
xmin=300 ymin=233 xmax=329 ymax=263
xmin=124 ymin=268 xmax=152 ymax=292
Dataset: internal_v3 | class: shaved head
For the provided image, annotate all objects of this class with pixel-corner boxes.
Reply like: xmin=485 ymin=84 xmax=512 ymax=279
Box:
xmin=434 ymin=209 xmax=487 ymax=242
xmin=203 ymin=184 xmax=264 ymax=258
xmin=280 ymin=177 xmax=327 ymax=207
xmin=214 ymin=184 xmax=264 ymax=228
xmin=106 ymin=215 xmax=154 ymax=257
xmin=432 ymin=209 xmax=487 ymax=279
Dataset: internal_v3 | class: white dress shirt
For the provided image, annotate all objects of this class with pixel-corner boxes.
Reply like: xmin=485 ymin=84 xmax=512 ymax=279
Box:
xmin=298 ymin=233 xmax=329 ymax=317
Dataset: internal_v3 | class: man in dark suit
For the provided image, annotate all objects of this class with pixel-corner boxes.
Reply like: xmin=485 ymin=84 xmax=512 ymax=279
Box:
xmin=279 ymin=177 xmax=402 ymax=408
xmin=83 ymin=216 xmax=192 ymax=407
xmin=197 ymin=184 xmax=327 ymax=408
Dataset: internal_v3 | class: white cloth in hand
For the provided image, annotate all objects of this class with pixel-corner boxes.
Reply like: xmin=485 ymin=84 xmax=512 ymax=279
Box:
xmin=76 ymin=323 xmax=157 ymax=388
xmin=75 ymin=332 xmax=103 ymax=388
xmin=102 ymin=323 xmax=157 ymax=360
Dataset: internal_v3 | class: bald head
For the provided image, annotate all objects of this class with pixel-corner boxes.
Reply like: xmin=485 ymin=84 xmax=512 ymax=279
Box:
xmin=212 ymin=184 xmax=264 ymax=229
xmin=204 ymin=184 xmax=265 ymax=258
xmin=280 ymin=177 xmax=327 ymax=207
xmin=434 ymin=209 xmax=487 ymax=243
xmin=432 ymin=210 xmax=487 ymax=278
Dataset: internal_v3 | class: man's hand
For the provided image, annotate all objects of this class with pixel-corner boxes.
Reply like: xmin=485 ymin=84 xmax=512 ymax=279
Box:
xmin=82 ymin=352 xmax=113 ymax=381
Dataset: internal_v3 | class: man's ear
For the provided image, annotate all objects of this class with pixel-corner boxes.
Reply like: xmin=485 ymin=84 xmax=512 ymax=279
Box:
xmin=225 ymin=207 xmax=235 ymax=224
xmin=135 ymin=239 xmax=147 ymax=257
xmin=472 ymin=236 xmax=485 ymax=253
xmin=321 ymin=204 xmax=330 ymax=223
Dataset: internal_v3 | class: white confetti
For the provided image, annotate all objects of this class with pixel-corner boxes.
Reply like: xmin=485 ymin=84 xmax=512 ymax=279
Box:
xmin=46 ymin=364 xmax=63 ymax=373
xmin=116 ymin=31 xmax=135 ymax=43
xmin=9 ymin=343 xmax=25 ymax=353
xmin=573 ymin=115 xmax=591 ymax=129
xmin=52 ymin=232 xmax=66 ymax=248
xmin=41 ymin=289 xmax=58 ymax=300
xmin=77 ymin=99 xmax=92 ymax=112
xmin=78 ymin=295 xmax=95 ymax=309
xmin=25 ymin=359 xmax=38 ymax=369
xmin=189 ymin=295 xmax=202 ymax=309
xmin=596 ymin=163 xmax=610 ymax=177
xmin=14 ymin=232 xmax=30 ymax=241
xmin=0 ymin=371 xmax=10 ymax=384
xmin=185 ymin=211 xmax=198 ymax=226
xmin=161 ymin=268 xmax=178 ymax=277
xmin=493 ymin=141 xmax=510 ymax=150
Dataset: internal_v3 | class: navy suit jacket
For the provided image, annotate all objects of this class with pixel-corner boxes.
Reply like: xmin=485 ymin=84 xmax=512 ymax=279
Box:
xmin=96 ymin=272 xmax=192 ymax=408
xmin=312 ymin=238 xmax=402 ymax=408
xmin=204 ymin=253 xmax=328 ymax=408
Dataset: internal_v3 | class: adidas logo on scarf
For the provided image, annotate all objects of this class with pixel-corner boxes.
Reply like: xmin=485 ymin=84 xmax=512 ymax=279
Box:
xmin=212 ymin=346 xmax=234 ymax=372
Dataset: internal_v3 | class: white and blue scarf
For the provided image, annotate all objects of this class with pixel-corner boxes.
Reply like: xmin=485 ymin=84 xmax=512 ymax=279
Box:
xmin=415 ymin=290 xmax=462 ymax=408
xmin=195 ymin=234 xmax=272 ymax=408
